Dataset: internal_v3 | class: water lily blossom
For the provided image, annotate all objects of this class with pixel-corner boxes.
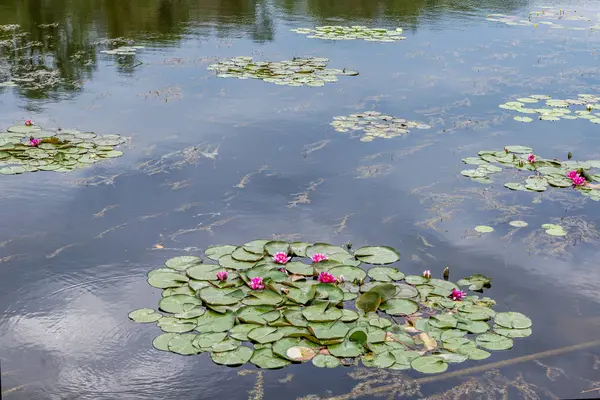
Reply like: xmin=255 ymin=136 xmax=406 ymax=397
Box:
xmin=25 ymin=119 xmax=33 ymax=126
xmin=337 ymin=275 xmax=345 ymax=283
xmin=216 ymin=271 xmax=228 ymax=281
xmin=272 ymin=252 xmax=291 ymax=264
xmin=311 ymin=253 xmax=328 ymax=263
xmin=527 ymin=153 xmax=536 ymax=163
xmin=423 ymin=270 xmax=431 ymax=279
xmin=572 ymin=175 xmax=586 ymax=186
xmin=317 ymin=271 xmax=337 ymax=283
xmin=279 ymin=267 xmax=288 ymax=274
xmin=29 ymin=138 xmax=41 ymax=147
xmin=567 ymin=170 xmax=586 ymax=186
xmin=249 ymin=277 xmax=265 ymax=290
xmin=450 ymin=288 xmax=467 ymax=301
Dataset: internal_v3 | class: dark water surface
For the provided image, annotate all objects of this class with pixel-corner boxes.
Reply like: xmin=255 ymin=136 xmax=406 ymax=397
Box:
xmin=1 ymin=0 xmax=600 ymax=399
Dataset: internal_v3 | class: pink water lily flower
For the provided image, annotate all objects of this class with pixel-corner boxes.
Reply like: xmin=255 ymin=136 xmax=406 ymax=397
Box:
xmin=450 ymin=288 xmax=467 ymax=301
xmin=249 ymin=277 xmax=264 ymax=290
xmin=527 ymin=153 xmax=536 ymax=163
xmin=216 ymin=271 xmax=228 ymax=281
xmin=311 ymin=253 xmax=328 ymax=263
xmin=272 ymin=252 xmax=291 ymax=264
xmin=572 ymin=175 xmax=586 ymax=186
xmin=29 ymin=138 xmax=41 ymax=147
xmin=25 ymin=119 xmax=33 ymax=126
xmin=423 ymin=270 xmax=431 ymax=279
xmin=317 ymin=271 xmax=337 ymax=283
xmin=567 ymin=170 xmax=579 ymax=179
xmin=279 ymin=267 xmax=288 ymax=275
xmin=337 ymin=275 xmax=345 ymax=283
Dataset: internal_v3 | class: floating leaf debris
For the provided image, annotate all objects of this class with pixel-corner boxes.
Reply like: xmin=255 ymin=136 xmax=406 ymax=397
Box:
xmin=330 ymin=111 xmax=431 ymax=142
xmin=291 ymin=26 xmax=406 ymax=42
xmin=0 ymin=124 xmax=126 ymax=174
xmin=207 ymin=56 xmax=358 ymax=87
xmin=100 ymin=45 xmax=145 ymax=56
xmin=131 ymin=241 xmax=531 ymax=372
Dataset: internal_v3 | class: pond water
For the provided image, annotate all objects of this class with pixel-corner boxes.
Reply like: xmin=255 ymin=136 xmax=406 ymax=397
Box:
xmin=1 ymin=0 xmax=600 ymax=398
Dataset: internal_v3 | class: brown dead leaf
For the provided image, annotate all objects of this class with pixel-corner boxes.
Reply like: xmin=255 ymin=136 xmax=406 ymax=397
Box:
xmin=418 ymin=332 xmax=438 ymax=351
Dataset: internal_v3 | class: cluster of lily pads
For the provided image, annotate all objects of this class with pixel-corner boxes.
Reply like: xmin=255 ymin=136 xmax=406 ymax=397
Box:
xmin=206 ymin=56 xmax=358 ymax=87
xmin=130 ymin=241 xmax=532 ymax=373
xmin=499 ymin=94 xmax=600 ymax=123
xmin=291 ymin=26 xmax=406 ymax=42
xmin=486 ymin=9 xmax=600 ymax=30
xmin=100 ymin=45 xmax=145 ymax=56
xmin=330 ymin=112 xmax=432 ymax=142
xmin=475 ymin=221 xmax=567 ymax=237
xmin=0 ymin=124 xmax=126 ymax=174
xmin=461 ymin=145 xmax=600 ymax=201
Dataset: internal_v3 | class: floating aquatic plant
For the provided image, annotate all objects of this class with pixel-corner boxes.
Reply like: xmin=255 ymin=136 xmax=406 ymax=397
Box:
xmin=461 ymin=146 xmax=600 ymax=201
xmin=100 ymin=45 xmax=145 ymax=56
xmin=499 ymin=94 xmax=600 ymax=124
xmin=291 ymin=26 xmax=406 ymax=42
xmin=130 ymin=241 xmax=531 ymax=372
xmin=207 ymin=56 xmax=358 ymax=87
xmin=330 ymin=111 xmax=432 ymax=142
xmin=486 ymin=9 xmax=600 ymax=30
xmin=0 ymin=124 xmax=126 ymax=174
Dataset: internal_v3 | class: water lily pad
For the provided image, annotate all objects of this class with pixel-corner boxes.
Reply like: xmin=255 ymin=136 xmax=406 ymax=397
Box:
xmin=312 ymin=354 xmax=341 ymax=368
xmin=355 ymin=246 xmax=400 ymax=264
xmin=153 ymin=333 xmax=177 ymax=351
xmin=380 ymin=299 xmax=419 ymax=315
xmin=157 ymin=317 xmax=196 ymax=333
xmin=509 ymin=220 xmax=528 ymax=227
xmin=514 ymin=116 xmax=533 ymax=122
xmin=494 ymin=327 xmax=532 ymax=338
xmin=159 ymin=294 xmax=203 ymax=314
xmin=168 ymin=334 xmax=200 ymax=355
xmin=147 ymin=272 xmax=189 ymax=289
xmin=248 ymin=326 xmax=285 ymax=344
xmin=302 ymin=302 xmax=342 ymax=322
xmin=195 ymin=311 xmax=235 ymax=333
xmin=411 ymin=356 xmax=448 ymax=374
xmin=205 ymin=245 xmax=237 ymax=260
xmin=128 ymin=308 xmax=162 ymax=323
xmin=367 ymin=267 xmax=405 ymax=282
xmin=494 ymin=312 xmax=532 ymax=329
xmin=474 ymin=225 xmax=494 ymax=233
xmin=476 ymin=333 xmax=514 ymax=350
xmin=328 ymin=265 xmax=366 ymax=283
xmin=250 ymin=348 xmax=290 ymax=369
xmin=211 ymin=346 xmax=253 ymax=366
xmin=193 ymin=332 xmax=228 ymax=349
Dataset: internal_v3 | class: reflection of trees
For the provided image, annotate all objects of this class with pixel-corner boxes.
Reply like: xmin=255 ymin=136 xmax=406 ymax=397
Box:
xmin=0 ymin=0 xmax=529 ymax=100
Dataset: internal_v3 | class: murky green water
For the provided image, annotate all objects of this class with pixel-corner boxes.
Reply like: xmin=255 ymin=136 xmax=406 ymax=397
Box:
xmin=1 ymin=0 xmax=600 ymax=399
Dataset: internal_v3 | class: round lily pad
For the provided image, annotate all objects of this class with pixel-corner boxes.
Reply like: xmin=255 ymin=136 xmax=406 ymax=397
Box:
xmin=474 ymin=225 xmax=494 ymax=233
xmin=153 ymin=333 xmax=177 ymax=351
xmin=168 ymin=334 xmax=200 ymax=355
xmin=411 ymin=356 xmax=448 ymax=374
xmin=211 ymin=346 xmax=254 ymax=366
xmin=205 ymin=245 xmax=237 ymax=260
xmin=380 ymin=299 xmax=419 ymax=315
xmin=494 ymin=312 xmax=532 ymax=329
xmin=312 ymin=354 xmax=341 ymax=368
xmin=509 ymin=220 xmax=528 ymax=227
xmin=128 ymin=308 xmax=162 ymax=323
xmin=355 ymin=246 xmax=400 ymax=265
xmin=476 ymin=333 xmax=514 ymax=350
xmin=367 ymin=267 xmax=405 ymax=282
xmin=165 ymin=256 xmax=203 ymax=270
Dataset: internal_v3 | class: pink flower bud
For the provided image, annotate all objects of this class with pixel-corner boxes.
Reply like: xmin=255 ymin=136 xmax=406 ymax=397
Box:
xmin=216 ymin=271 xmax=228 ymax=281
xmin=423 ymin=270 xmax=431 ymax=279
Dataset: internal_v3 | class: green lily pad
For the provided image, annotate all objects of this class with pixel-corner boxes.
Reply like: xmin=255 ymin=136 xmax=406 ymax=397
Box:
xmin=367 ymin=267 xmax=405 ymax=282
xmin=308 ymin=321 xmax=350 ymax=340
xmin=302 ymin=302 xmax=342 ymax=322
xmin=148 ymin=272 xmax=189 ymax=289
xmin=355 ymin=246 xmax=400 ymax=264
xmin=248 ymin=326 xmax=285 ymax=344
xmin=153 ymin=333 xmax=177 ymax=351
xmin=509 ymin=220 xmax=528 ymax=227
xmin=328 ymin=340 xmax=363 ymax=357
xmin=494 ymin=312 xmax=532 ymax=329
xmin=494 ymin=327 xmax=532 ymax=338
xmin=168 ymin=334 xmax=200 ymax=355
xmin=411 ymin=356 xmax=448 ymax=374
xmin=474 ymin=225 xmax=494 ymax=233
xmin=205 ymin=245 xmax=237 ymax=260
xmin=159 ymin=294 xmax=203 ymax=314
xmin=195 ymin=311 xmax=235 ymax=333
xmin=211 ymin=346 xmax=254 ymax=366
xmin=128 ymin=308 xmax=162 ymax=323
xmin=157 ymin=317 xmax=196 ymax=333
xmin=328 ymin=265 xmax=366 ymax=283
xmin=312 ymin=354 xmax=341 ymax=368
xmin=193 ymin=332 xmax=228 ymax=349
xmin=380 ymin=299 xmax=419 ymax=315
xmin=476 ymin=333 xmax=514 ymax=350
xmin=250 ymin=348 xmax=290 ymax=369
